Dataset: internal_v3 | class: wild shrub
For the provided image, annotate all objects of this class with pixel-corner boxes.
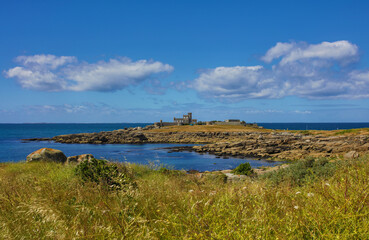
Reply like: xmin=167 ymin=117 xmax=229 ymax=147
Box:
xmin=232 ymin=162 xmax=254 ymax=175
xmin=261 ymin=157 xmax=336 ymax=186
xmin=2 ymin=157 xmax=369 ymax=238
xmin=75 ymin=158 xmax=135 ymax=190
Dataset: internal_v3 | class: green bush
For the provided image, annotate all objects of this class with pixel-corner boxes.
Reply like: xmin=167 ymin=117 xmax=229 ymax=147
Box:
xmin=75 ymin=158 xmax=135 ymax=190
xmin=2 ymin=157 xmax=369 ymax=238
xmin=232 ymin=162 xmax=254 ymax=175
xmin=261 ymin=157 xmax=336 ymax=186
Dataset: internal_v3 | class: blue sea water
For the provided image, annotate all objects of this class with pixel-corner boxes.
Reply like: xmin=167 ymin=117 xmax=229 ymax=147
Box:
xmin=1 ymin=122 xmax=368 ymax=171
xmin=0 ymin=123 xmax=278 ymax=171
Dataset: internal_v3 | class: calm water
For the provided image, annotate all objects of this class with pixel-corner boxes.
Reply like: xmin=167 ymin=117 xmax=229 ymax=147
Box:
xmin=0 ymin=123 xmax=279 ymax=171
xmin=1 ymin=123 xmax=367 ymax=171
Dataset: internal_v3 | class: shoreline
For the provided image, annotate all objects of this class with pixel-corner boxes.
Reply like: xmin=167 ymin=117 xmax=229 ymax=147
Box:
xmin=23 ymin=125 xmax=369 ymax=161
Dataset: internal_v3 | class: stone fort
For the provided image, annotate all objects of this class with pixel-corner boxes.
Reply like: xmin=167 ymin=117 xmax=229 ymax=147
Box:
xmin=174 ymin=112 xmax=197 ymax=124
xmin=154 ymin=112 xmax=256 ymax=127
xmin=155 ymin=112 xmax=197 ymax=127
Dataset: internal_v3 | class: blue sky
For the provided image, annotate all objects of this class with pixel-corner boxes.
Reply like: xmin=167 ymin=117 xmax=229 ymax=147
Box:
xmin=1 ymin=0 xmax=369 ymax=123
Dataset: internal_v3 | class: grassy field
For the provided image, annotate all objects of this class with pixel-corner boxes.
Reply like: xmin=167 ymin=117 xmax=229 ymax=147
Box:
xmin=147 ymin=124 xmax=369 ymax=137
xmin=1 ymin=156 xmax=369 ymax=239
xmin=146 ymin=124 xmax=272 ymax=133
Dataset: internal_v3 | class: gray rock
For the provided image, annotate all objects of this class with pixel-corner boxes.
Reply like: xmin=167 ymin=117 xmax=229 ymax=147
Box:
xmin=224 ymin=173 xmax=247 ymax=182
xmin=26 ymin=148 xmax=67 ymax=163
xmin=344 ymin=151 xmax=359 ymax=159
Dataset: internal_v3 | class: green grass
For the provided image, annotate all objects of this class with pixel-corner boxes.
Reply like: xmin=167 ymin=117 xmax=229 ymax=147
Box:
xmin=260 ymin=157 xmax=337 ymax=186
xmin=296 ymin=130 xmax=312 ymax=135
xmin=1 ymin=156 xmax=369 ymax=239
xmin=334 ymin=129 xmax=357 ymax=135
xmin=333 ymin=128 xmax=369 ymax=135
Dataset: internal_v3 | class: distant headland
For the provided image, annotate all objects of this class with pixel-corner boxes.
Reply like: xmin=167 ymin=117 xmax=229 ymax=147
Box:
xmin=154 ymin=112 xmax=259 ymax=128
xmin=23 ymin=113 xmax=369 ymax=161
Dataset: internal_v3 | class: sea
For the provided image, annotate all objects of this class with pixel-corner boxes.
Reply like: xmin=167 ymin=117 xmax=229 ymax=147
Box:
xmin=1 ymin=122 xmax=368 ymax=171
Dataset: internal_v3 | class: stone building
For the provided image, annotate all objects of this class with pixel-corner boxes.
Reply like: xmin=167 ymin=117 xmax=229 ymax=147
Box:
xmin=208 ymin=119 xmax=247 ymax=126
xmin=225 ymin=119 xmax=241 ymax=123
xmin=154 ymin=112 xmax=197 ymax=127
xmin=174 ymin=112 xmax=197 ymax=124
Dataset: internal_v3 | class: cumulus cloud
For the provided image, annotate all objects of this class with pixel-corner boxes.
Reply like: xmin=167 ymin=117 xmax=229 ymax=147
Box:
xmin=261 ymin=42 xmax=295 ymax=63
xmin=4 ymin=55 xmax=173 ymax=92
xmin=193 ymin=66 xmax=282 ymax=99
xmin=193 ymin=40 xmax=369 ymax=100
xmin=15 ymin=54 xmax=76 ymax=69
xmin=6 ymin=66 xmax=63 ymax=91
xmin=262 ymin=40 xmax=358 ymax=65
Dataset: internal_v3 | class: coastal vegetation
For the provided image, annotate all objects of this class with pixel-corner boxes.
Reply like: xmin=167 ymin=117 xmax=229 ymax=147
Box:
xmin=75 ymin=158 xmax=136 ymax=191
xmin=1 ymin=155 xmax=369 ymax=239
xmin=31 ymin=125 xmax=369 ymax=161
xmin=231 ymin=162 xmax=254 ymax=176
xmin=147 ymin=125 xmax=369 ymax=136
xmin=146 ymin=124 xmax=271 ymax=133
xmin=333 ymin=128 xmax=369 ymax=135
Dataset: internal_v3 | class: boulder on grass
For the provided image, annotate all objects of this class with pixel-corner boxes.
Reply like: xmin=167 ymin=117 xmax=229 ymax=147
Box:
xmin=66 ymin=154 xmax=94 ymax=164
xmin=344 ymin=151 xmax=359 ymax=159
xmin=26 ymin=148 xmax=67 ymax=163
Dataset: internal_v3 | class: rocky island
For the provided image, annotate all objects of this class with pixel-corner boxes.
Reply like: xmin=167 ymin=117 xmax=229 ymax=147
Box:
xmin=25 ymin=125 xmax=369 ymax=161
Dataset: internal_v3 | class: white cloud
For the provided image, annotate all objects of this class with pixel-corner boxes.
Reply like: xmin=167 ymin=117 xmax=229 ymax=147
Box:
xmin=193 ymin=40 xmax=369 ymax=100
xmin=5 ymin=66 xmax=64 ymax=91
xmin=346 ymin=70 xmax=369 ymax=98
xmin=193 ymin=65 xmax=283 ymax=99
xmin=261 ymin=42 xmax=295 ymax=63
xmin=5 ymin=55 xmax=173 ymax=92
xmin=65 ymin=58 xmax=173 ymax=91
xmin=262 ymin=40 xmax=358 ymax=65
xmin=15 ymin=54 xmax=76 ymax=69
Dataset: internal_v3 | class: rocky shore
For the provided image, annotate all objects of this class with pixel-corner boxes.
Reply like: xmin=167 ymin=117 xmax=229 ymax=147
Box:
xmin=24 ymin=126 xmax=369 ymax=160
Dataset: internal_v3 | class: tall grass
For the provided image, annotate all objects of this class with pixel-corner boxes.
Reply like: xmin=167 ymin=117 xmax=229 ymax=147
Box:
xmin=1 ymin=156 xmax=369 ymax=239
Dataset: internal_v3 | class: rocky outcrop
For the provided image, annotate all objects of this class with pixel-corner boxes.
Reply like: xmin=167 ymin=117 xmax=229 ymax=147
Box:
xmin=27 ymin=148 xmax=96 ymax=164
xmin=51 ymin=130 xmax=149 ymax=144
xmin=25 ymin=129 xmax=369 ymax=160
xmin=26 ymin=148 xmax=67 ymax=163
xmin=191 ymin=133 xmax=369 ymax=160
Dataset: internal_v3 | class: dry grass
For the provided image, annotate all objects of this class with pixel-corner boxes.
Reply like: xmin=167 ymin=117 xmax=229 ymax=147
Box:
xmin=291 ymin=128 xmax=369 ymax=137
xmin=1 ymin=157 xmax=369 ymax=239
xmin=147 ymin=125 xmax=369 ymax=137
xmin=146 ymin=124 xmax=272 ymax=133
